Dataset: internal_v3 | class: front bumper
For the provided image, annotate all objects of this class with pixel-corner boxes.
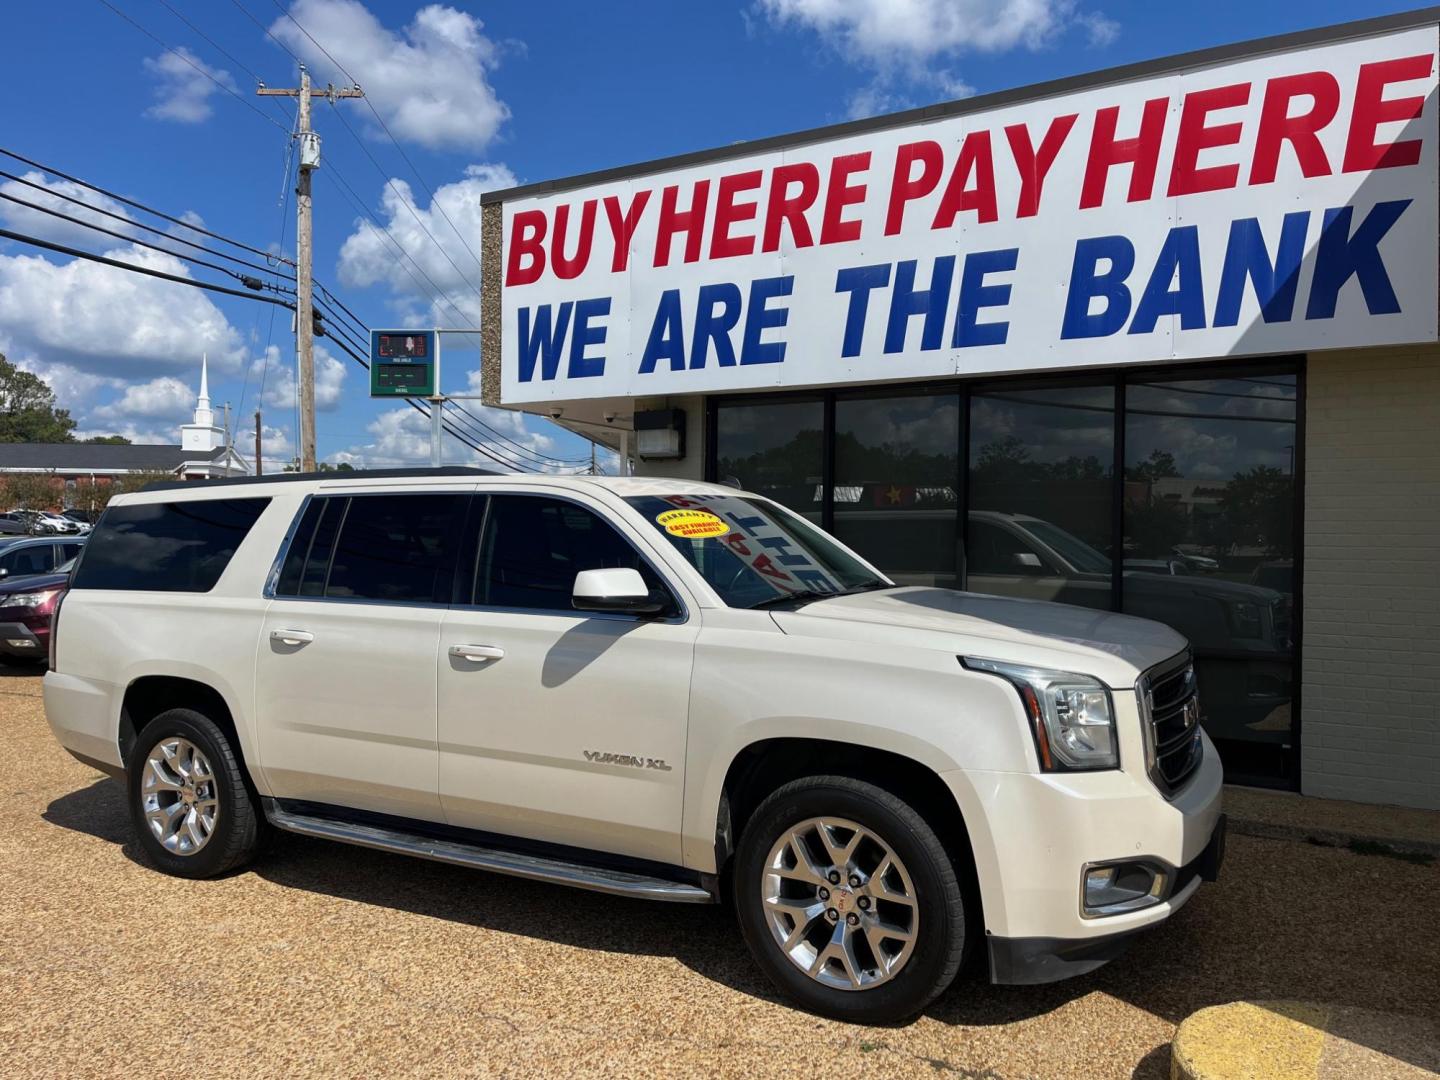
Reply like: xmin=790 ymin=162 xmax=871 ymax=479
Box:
xmin=988 ymin=813 xmax=1226 ymax=984
xmin=940 ymin=713 xmax=1224 ymax=951
xmin=0 ymin=620 xmax=45 ymax=659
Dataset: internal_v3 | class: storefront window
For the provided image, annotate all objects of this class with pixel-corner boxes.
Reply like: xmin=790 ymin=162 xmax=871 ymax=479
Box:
xmin=833 ymin=393 xmax=960 ymax=587
xmin=1123 ymin=374 xmax=1298 ymax=779
xmin=967 ymin=385 xmax=1115 ymax=611
xmin=714 ymin=400 xmax=823 ymax=521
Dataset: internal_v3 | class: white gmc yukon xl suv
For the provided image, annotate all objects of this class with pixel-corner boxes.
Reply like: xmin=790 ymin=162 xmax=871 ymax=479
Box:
xmin=44 ymin=470 xmax=1224 ymax=1023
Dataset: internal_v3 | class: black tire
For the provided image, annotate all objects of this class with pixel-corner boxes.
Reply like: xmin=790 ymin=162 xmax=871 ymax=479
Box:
xmin=126 ymin=707 xmax=264 ymax=879
xmin=733 ymin=775 xmax=968 ymax=1024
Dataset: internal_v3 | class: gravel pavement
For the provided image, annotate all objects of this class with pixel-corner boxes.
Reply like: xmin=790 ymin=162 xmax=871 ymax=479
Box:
xmin=2 ymin=663 xmax=1436 ymax=1079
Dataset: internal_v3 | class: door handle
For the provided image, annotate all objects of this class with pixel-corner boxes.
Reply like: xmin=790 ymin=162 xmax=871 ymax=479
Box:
xmin=449 ymin=644 xmax=505 ymax=662
xmin=271 ymin=629 xmax=314 ymax=646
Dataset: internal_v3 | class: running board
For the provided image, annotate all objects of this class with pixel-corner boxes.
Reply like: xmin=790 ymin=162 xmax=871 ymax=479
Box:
xmin=263 ymin=802 xmax=716 ymax=904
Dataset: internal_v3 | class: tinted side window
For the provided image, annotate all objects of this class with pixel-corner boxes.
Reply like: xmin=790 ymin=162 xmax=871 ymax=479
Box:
xmin=72 ymin=499 xmax=270 ymax=592
xmin=323 ymin=494 xmax=466 ymax=604
xmin=275 ymin=498 xmax=324 ymax=596
xmin=476 ymin=495 xmax=669 ymax=613
xmin=0 ymin=544 xmax=53 ymax=576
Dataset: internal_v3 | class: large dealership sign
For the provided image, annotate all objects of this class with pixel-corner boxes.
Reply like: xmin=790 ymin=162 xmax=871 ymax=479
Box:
xmin=499 ymin=25 xmax=1438 ymax=404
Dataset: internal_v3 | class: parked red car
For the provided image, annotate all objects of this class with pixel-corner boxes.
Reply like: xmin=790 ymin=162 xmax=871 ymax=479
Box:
xmin=0 ymin=557 xmax=73 ymax=664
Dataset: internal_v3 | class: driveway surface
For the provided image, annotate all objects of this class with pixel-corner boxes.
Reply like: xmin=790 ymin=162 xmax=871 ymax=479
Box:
xmin=2 ymin=663 xmax=1436 ymax=1078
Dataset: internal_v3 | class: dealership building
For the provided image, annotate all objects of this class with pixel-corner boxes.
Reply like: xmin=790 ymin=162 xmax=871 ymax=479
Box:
xmin=477 ymin=9 xmax=1440 ymax=810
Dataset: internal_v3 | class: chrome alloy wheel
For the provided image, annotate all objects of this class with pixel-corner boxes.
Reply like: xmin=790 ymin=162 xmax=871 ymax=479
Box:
xmin=760 ymin=816 xmax=919 ymax=991
xmin=140 ymin=737 xmax=220 ymax=856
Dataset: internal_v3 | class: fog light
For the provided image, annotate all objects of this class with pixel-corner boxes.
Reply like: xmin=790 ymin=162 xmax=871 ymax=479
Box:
xmin=6 ymin=639 xmax=35 ymax=648
xmin=1083 ymin=862 xmax=1168 ymax=917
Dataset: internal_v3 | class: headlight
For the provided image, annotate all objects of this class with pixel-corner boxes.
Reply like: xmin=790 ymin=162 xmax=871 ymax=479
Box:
xmin=8 ymin=589 xmax=61 ymax=612
xmin=962 ymin=657 xmax=1118 ymax=771
xmin=1226 ymin=600 xmax=1265 ymax=640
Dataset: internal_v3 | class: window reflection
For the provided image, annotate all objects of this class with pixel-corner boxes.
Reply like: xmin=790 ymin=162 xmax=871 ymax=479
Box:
xmin=1123 ymin=375 xmax=1297 ymax=770
xmin=967 ymin=386 xmax=1115 ymax=611
xmin=714 ymin=400 xmax=823 ymax=521
xmin=833 ymin=394 xmax=959 ymax=587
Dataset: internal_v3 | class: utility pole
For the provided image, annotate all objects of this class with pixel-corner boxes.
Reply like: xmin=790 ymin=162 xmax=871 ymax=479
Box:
xmin=254 ymin=410 xmax=264 ymax=476
xmin=259 ymin=67 xmax=364 ymax=472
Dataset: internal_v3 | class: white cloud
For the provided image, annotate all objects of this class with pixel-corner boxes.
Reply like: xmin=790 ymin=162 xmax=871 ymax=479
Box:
xmin=336 ymin=163 xmax=514 ymax=325
xmin=91 ymin=376 xmax=194 ymax=422
xmin=5 ymin=355 xmax=124 ymax=409
xmin=759 ymin=0 xmax=1118 ymax=108
xmin=0 ymin=243 xmax=247 ymax=377
xmin=269 ymin=0 xmax=510 ymax=151
xmin=248 ymin=344 xmax=348 ymax=412
xmin=70 ymin=423 xmax=175 ymax=446
xmin=142 ymin=47 xmax=238 ymax=124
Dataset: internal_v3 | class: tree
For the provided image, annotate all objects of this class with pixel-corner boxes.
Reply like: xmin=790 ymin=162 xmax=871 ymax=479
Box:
xmin=1127 ymin=448 xmax=1180 ymax=481
xmin=0 ymin=353 xmax=77 ymax=443
xmin=0 ymin=471 xmax=61 ymax=512
xmin=82 ymin=435 xmax=132 ymax=445
xmin=1216 ymin=465 xmax=1294 ymax=556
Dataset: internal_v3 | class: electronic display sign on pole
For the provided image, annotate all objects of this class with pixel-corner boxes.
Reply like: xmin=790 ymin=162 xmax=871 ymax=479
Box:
xmin=369 ymin=329 xmax=437 ymax=397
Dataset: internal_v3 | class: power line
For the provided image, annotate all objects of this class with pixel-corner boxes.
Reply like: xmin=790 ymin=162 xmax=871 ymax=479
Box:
xmin=0 ymin=168 xmax=293 ymax=279
xmin=94 ymin=0 xmax=292 ymax=134
xmin=0 ymin=225 xmax=295 ymax=310
xmin=0 ymin=189 xmax=286 ymax=292
xmin=0 ymin=147 xmax=295 ymax=266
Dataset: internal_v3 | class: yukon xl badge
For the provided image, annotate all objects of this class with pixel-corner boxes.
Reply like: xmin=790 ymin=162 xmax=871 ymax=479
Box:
xmin=583 ymin=750 xmax=673 ymax=772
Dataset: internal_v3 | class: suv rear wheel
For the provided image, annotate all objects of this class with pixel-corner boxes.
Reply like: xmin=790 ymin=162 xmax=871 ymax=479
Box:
xmin=126 ymin=708 xmax=263 ymax=879
xmin=733 ymin=775 xmax=967 ymax=1023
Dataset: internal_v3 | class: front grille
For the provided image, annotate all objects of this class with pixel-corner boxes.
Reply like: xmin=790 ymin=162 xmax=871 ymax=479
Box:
xmin=1142 ymin=656 xmax=1203 ymax=796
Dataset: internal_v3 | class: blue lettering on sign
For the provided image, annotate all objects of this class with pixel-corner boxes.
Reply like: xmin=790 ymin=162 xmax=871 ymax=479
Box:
xmin=1306 ymin=199 xmax=1409 ymax=320
xmin=1214 ymin=212 xmax=1309 ymax=327
xmin=1061 ymin=236 xmax=1135 ymax=339
xmin=835 ymin=264 xmax=892 ymax=358
xmin=516 ymin=302 xmax=573 ymax=382
xmin=692 ymin=283 xmax=742 ymax=368
xmin=954 ymin=248 xmax=1018 ymax=348
xmin=885 ymin=257 xmax=955 ymax=353
xmin=639 ymin=289 xmax=685 ymax=374
xmin=741 ymin=276 xmax=793 ymax=365
xmin=1129 ymin=225 xmax=1205 ymax=335
xmin=568 ymin=297 xmax=610 ymax=378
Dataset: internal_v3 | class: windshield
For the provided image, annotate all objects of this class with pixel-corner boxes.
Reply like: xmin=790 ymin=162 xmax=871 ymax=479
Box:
xmin=1021 ymin=519 xmax=1112 ymax=575
xmin=623 ymin=494 xmax=887 ymax=608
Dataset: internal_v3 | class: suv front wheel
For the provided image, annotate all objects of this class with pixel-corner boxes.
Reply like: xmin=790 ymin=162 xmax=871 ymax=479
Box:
xmin=733 ymin=776 xmax=968 ymax=1023
xmin=126 ymin=708 xmax=263 ymax=879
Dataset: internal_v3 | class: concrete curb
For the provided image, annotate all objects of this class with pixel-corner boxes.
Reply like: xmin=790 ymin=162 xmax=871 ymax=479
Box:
xmin=1227 ymin=817 xmax=1440 ymax=860
xmin=1171 ymin=1001 xmax=1440 ymax=1079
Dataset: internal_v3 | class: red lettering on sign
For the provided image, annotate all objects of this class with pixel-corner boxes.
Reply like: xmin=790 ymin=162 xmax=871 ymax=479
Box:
xmin=1080 ymin=97 xmax=1169 ymax=209
xmin=654 ymin=180 xmax=712 ymax=267
xmin=711 ymin=170 xmax=763 ymax=259
xmin=885 ymin=141 xmax=944 ymax=235
xmin=1250 ymin=72 xmax=1340 ymax=184
xmin=762 ymin=163 xmax=819 ymax=252
xmin=1168 ymin=82 xmax=1251 ymax=197
xmin=1344 ymin=53 xmax=1435 ymax=172
xmin=504 ymin=209 xmax=547 ymax=287
xmin=933 ymin=130 xmax=998 ymax=228
xmin=603 ymin=191 xmax=651 ymax=273
xmin=1005 ymin=114 xmax=1077 ymax=218
xmin=551 ymin=199 xmax=597 ymax=280
xmin=820 ymin=153 xmax=870 ymax=245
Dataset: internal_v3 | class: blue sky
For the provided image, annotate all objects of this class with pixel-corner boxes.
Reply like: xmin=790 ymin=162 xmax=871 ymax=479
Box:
xmin=0 ymin=0 xmax=1416 ymax=471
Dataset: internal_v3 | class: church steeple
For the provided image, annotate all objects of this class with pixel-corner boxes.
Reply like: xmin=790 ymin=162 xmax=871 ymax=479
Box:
xmin=180 ymin=353 xmax=224 ymax=453
xmin=193 ymin=353 xmax=215 ymax=430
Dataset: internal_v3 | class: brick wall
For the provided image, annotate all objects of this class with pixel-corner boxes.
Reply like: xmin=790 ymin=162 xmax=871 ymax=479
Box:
xmin=1302 ymin=345 xmax=1440 ymax=810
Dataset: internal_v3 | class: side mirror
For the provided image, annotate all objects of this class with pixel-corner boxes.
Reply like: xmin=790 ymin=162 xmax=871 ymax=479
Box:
xmin=1012 ymin=552 xmax=1044 ymax=572
xmin=572 ymin=567 xmax=666 ymax=617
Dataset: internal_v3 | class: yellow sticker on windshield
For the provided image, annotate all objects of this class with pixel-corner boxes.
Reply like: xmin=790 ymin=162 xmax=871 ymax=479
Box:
xmin=657 ymin=508 xmax=730 ymax=539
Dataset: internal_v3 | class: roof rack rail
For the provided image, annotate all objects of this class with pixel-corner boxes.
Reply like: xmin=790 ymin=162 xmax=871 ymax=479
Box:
xmin=141 ymin=466 xmax=499 ymax=494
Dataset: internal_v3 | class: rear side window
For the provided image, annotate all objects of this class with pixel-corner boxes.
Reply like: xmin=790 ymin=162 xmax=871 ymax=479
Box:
xmin=275 ymin=493 xmax=466 ymax=604
xmin=73 ymin=498 xmax=270 ymax=592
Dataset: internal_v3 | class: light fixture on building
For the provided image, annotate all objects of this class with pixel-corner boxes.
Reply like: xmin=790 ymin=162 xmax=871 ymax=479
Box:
xmin=634 ymin=408 xmax=686 ymax=460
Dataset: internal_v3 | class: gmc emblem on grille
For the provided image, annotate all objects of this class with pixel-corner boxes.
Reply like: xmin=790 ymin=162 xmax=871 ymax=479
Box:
xmin=1182 ymin=697 xmax=1201 ymax=733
